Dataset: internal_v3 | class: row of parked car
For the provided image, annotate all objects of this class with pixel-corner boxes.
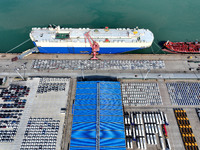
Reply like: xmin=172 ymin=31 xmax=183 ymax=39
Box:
xmin=20 ymin=117 xmax=60 ymax=150
xmin=0 ymin=130 xmax=17 ymax=142
xmin=0 ymin=109 xmax=23 ymax=113
xmin=37 ymin=82 xmax=66 ymax=94
xmin=0 ymin=84 xmax=30 ymax=142
xmin=0 ymin=85 xmax=30 ymax=98
xmin=0 ymin=103 xmax=26 ymax=109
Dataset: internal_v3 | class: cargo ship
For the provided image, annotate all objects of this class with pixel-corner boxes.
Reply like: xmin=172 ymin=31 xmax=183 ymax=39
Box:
xmin=29 ymin=25 xmax=154 ymax=54
xmin=162 ymin=40 xmax=200 ymax=54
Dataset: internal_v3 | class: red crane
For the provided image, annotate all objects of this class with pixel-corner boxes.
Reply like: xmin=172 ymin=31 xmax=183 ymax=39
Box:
xmin=84 ymin=31 xmax=99 ymax=60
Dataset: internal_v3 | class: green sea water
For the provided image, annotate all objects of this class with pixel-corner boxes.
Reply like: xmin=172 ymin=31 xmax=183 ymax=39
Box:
xmin=0 ymin=0 xmax=199 ymax=54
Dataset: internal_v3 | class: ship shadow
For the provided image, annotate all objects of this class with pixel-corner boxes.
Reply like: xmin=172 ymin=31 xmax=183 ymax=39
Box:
xmin=158 ymin=41 xmax=166 ymax=48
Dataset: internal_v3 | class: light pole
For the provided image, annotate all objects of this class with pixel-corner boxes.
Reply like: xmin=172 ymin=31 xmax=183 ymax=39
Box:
xmin=144 ymin=69 xmax=150 ymax=80
xmin=15 ymin=67 xmax=24 ymax=81
xmin=21 ymin=65 xmax=27 ymax=80
xmin=24 ymin=62 xmax=27 ymax=80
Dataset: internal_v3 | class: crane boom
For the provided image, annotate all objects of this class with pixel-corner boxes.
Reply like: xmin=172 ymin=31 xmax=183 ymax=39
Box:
xmin=84 ymin=31 xmax=99 ymax=60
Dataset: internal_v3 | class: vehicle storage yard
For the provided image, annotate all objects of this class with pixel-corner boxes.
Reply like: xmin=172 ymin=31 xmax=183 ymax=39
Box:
xmin=0 ymin=77 xmax=70 ymax=150
xmin=0 ymin=53 xmax=200 ymax=150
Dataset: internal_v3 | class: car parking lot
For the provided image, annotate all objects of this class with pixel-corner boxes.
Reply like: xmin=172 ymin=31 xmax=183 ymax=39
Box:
xmin=0 ymin=84 xmax=30 ymax=144
xmin=0 ymin=77 xmax=70 ymax=150
xmin=20 ymin=117 xmax=60 ymax=150
xmin=32 ymin=59 xmax=165 ymax=71
xmin=121 ymin=82 xmax=163 ymax=106
xmin=37 ymin=78 xmax=68 ymax=94
xmin=166 ymin=82 xmax=200 ymax=105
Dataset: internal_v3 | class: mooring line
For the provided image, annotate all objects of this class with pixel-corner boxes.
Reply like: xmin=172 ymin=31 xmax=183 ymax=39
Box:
xmin=6 ymin=38 xmax=30 ymax=53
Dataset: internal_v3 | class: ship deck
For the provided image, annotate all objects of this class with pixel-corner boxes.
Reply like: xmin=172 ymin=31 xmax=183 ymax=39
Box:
xmin=31 ymin=28 xmax=153 ymax=43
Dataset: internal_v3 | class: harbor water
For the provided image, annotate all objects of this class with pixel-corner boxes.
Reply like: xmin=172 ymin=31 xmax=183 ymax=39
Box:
xmin=0 ymin=0 xmax=199 ymax=54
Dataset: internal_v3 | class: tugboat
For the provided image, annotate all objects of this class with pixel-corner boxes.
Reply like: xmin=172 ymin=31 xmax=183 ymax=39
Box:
xmin=162 ymin=40 xmax=200 ymax=54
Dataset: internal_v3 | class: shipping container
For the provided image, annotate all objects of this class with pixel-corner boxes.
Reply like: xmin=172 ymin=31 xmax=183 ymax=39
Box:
xmin=130 ymin=138 xmax=133 ymax=149
xmin=153 ymin=134 xmax=157 ymax=145
xmin=150 ymin=134 xmax=154 ymax=145
xmin=147 ymin=134 xmax=150 ymax=145
xmin=160 ymin=137 xmax=165 ymax=150
xmin=166 ymin=138 xmax=171 ymax=150
xmin=154 ymin=124 xmax=158 ymax=134
xmin=164 ymin=113 xmax=169 ymax=125
xmin=140 ymin=137 xmax=143 ymax=149
xmin=137 ymin=138 xmax=141 ymax=149
xmin=151 ymin=124 xmax=155 ymax=133
xmin=155 ymin=113 xmax=159 ymax=125
xmin=141 ymin=125 xmax=145 ymax=136
xmin=158 ymin=125 xmax=162 ymax=137
xmin=143 ymin=113 xmax=147 ymax=124
xmin=132 ymin=126 xmax=136 ymax=141
xmin=145 ymin=124 xmax=149 ymax=134
xmin=143 ymin=137 xmax=147 ymax=149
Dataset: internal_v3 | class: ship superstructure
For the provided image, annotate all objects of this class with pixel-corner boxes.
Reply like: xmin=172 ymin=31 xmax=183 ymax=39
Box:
xmin=30 ymin=26 xmax=154 ymax=54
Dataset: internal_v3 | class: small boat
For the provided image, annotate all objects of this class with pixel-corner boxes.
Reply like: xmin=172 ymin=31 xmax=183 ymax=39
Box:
xmin=162 ymin=40 xmax=200 ymax=54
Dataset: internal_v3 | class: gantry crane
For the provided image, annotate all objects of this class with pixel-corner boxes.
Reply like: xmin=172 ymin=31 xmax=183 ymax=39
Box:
xmin=84 ymin=31 xmax=99 ymax=60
